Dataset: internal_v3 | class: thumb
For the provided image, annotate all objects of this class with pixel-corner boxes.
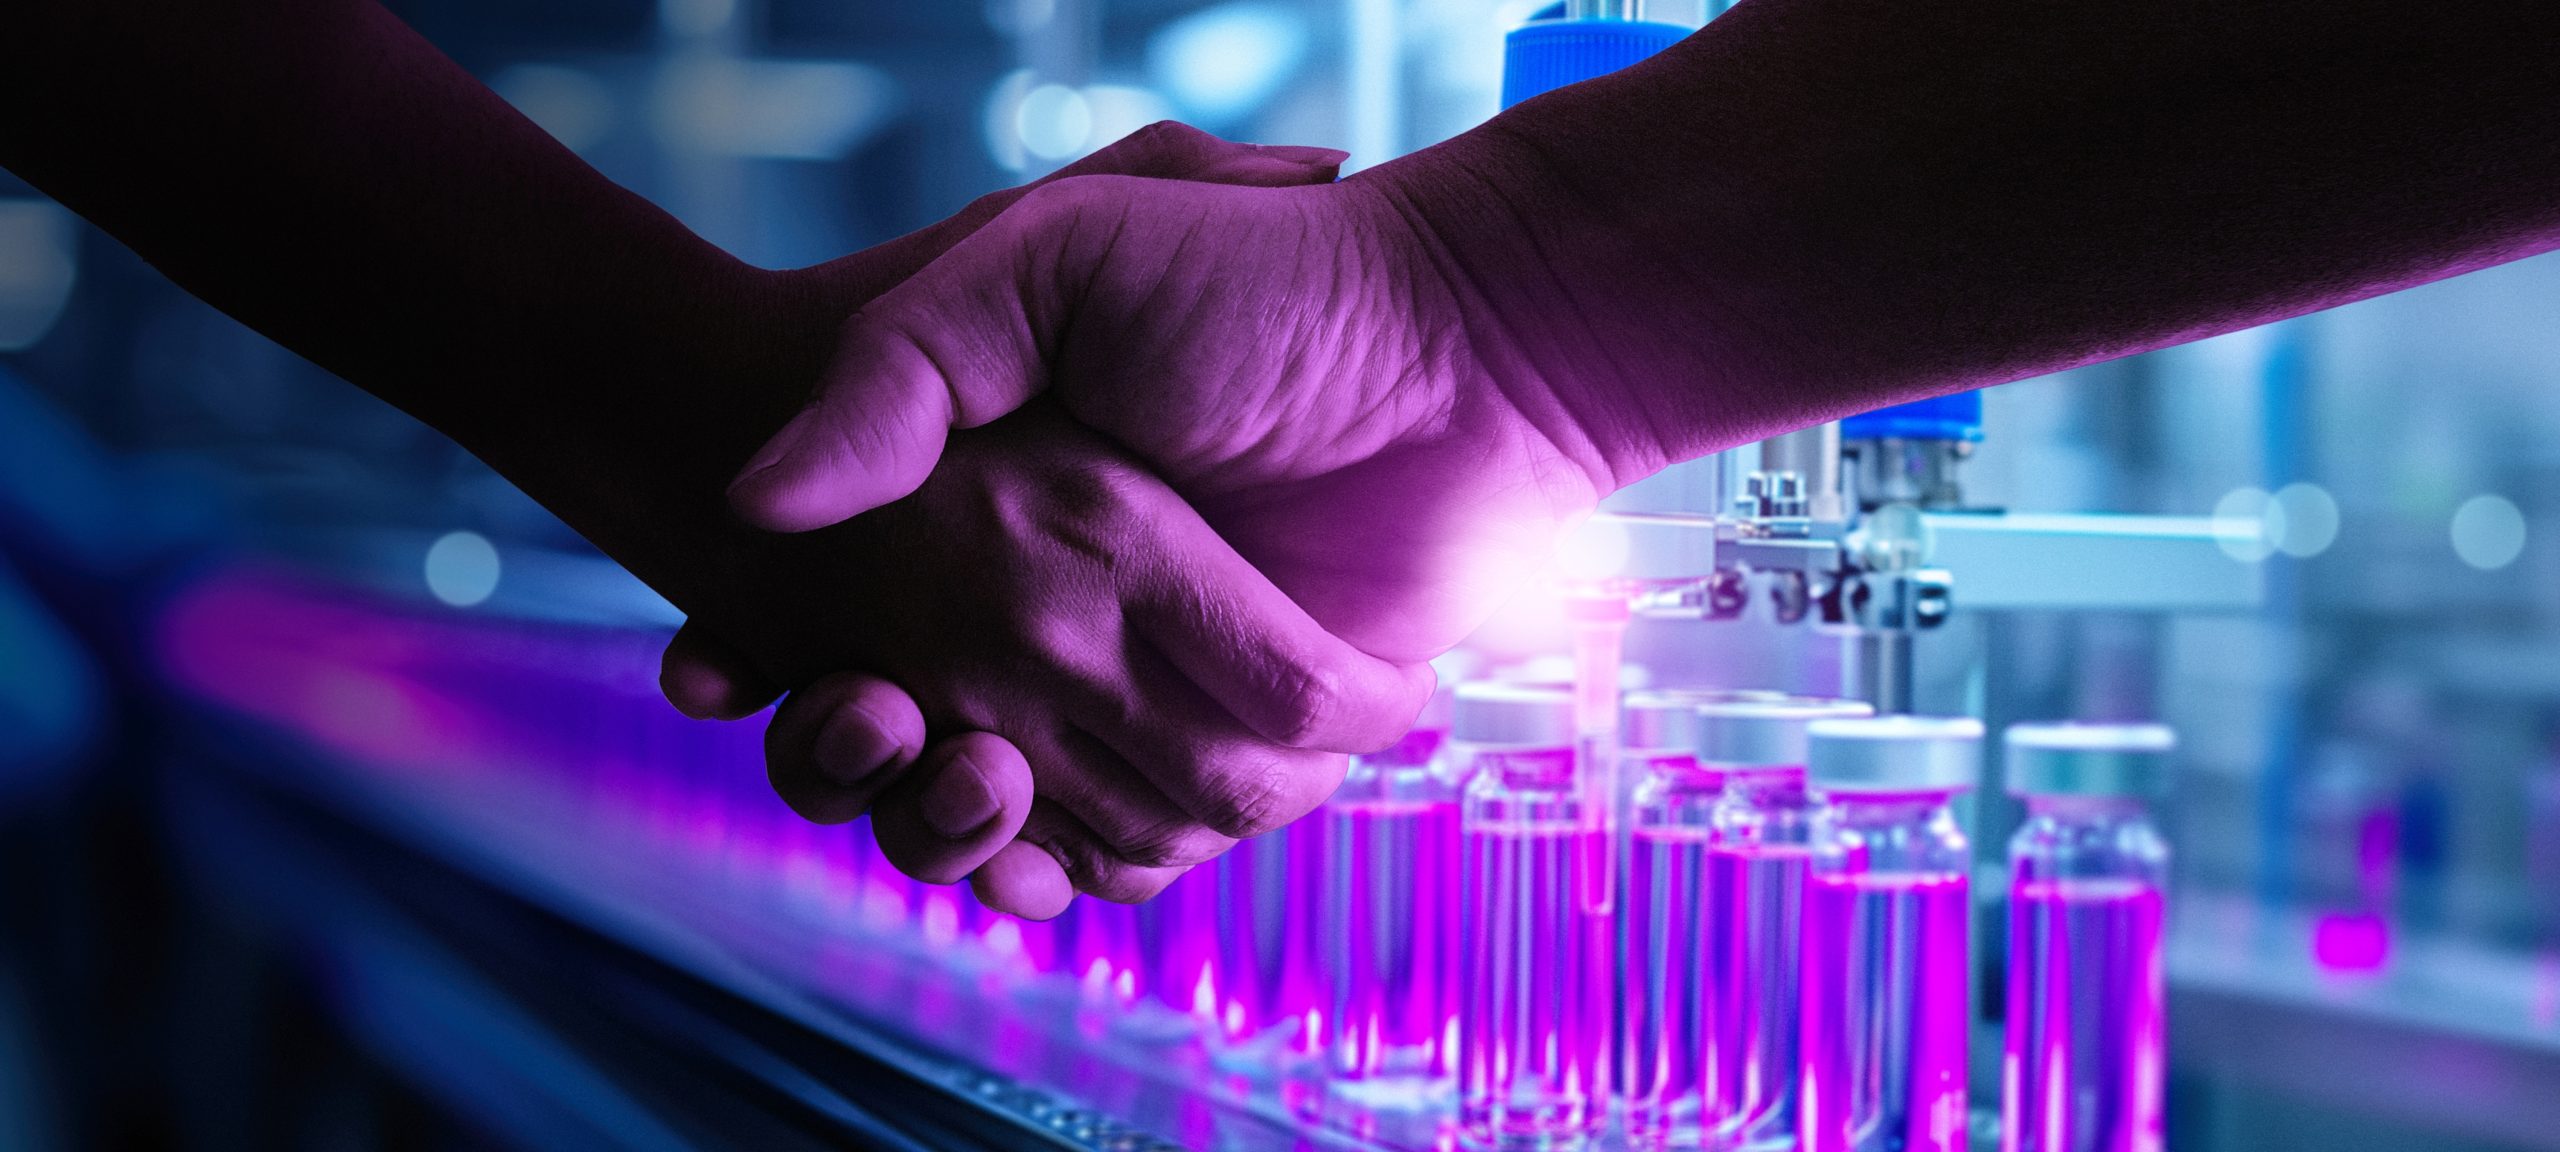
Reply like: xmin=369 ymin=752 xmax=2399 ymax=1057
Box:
xmin=727 ymin=184 xmax=1105 ymax=531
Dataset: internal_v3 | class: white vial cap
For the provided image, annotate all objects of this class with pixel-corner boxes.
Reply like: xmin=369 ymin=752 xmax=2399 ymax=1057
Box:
xmin=1698 ymin=697 xmax=1876 ymax=766
xmin=2005 ymin=722 xmax=2176 ymax=798
xmin=1807 ymin=715 xmax=1983 ymax=793
xmin=1451 ymin=682 xmax=1575 ymax=748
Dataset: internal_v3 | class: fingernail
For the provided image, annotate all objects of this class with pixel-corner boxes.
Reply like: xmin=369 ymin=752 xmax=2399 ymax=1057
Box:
xmin=814 ymin=703 xmax=906 ymax=787
xmin=728 ymin=412 xmax=818 ymax=495
xmin=920 ymin=758 xmax=1002 ymax=840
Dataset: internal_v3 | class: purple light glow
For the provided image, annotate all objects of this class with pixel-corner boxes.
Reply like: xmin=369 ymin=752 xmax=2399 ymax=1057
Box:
xmin=2311 ymin=911 xmax=2392 ymax=973
xmin=1801 ymin=870 xmax=1969 ymax=1152
xmin=2001 ymin=879 xmax=2165 ymax=1152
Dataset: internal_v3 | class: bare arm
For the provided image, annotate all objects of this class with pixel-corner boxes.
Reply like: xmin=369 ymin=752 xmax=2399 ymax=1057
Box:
xmin=1393 ymin=0 xmax=2560 ymax=478
xmin=0 ymin=0 xmax=826 ymax=619
xmin=718 ymin=0 xmax=2560 ymax=668
xmin=0 ymin=0 xmax=1429 ymax=912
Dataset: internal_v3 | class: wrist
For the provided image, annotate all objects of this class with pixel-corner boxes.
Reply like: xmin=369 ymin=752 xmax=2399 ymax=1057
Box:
xmin=1353 ymin=112 xmax=1772 ymax=493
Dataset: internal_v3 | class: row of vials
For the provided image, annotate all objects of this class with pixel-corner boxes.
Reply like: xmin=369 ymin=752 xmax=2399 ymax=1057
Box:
xmin=1398 ymin=689 xmax=2172 ymax=1152
xmin=821 ymin=684 xmax=2175 ymax=1152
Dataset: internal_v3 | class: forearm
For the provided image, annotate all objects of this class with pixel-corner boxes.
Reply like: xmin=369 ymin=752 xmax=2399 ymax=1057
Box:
xmin=0 ymin=0 xmax=860 ymax=636
xmin=1375 ymin=0 xmax=2560 ymax=482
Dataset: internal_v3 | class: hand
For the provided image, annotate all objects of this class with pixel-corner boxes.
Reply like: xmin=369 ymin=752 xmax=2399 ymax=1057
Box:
xmin=658 ymin=128 xmax=1433 ymax=917
xmin=724 ymin=134 xmax=1652 ymax=671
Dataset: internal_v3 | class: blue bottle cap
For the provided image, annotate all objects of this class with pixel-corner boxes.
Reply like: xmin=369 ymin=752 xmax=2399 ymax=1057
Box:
xmin=1501 ymin=17 xmax=1691 ymax=110
xmin=1839 ymin=391 xmax=1984 ymax=442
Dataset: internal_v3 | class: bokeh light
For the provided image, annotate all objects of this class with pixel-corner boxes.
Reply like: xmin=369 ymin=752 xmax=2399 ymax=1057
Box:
xmin=2271 ymin=482 xmax=2340 ymax=558
xmin=424 ymin=531 xmax=501 ymax=608
xmin=2449 ymin=494 xmax=2527 ymax=570
xmin=2210 ymin=486 xmax=2280 ymax=563
xmin=1147 ymin=3 xmax=1310 ymax=124
xmin=1014 ymin=83 xmax=1095 ymax=161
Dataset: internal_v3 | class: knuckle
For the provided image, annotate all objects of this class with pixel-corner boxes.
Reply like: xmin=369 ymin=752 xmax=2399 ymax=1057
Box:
xmin=1267 ymin=660 xmax=1350 ymax=748
xmin=1106 ymin=814 xmax=1230 ymax=870
xmin=1193 ymin=746 xmax=1340 ymax=840
xmin=1035 ymin=458 xmax=1149 ymax=568
xmin=1117 ymin=119 xmax=1179 ymax=162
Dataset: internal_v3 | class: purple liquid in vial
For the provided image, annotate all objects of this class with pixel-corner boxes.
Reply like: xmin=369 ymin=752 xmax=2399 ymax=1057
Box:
xmin=1706 ymin=842 xmax=1810 ymax=1150
xmin=1211 ymin=831 xmax=1294 ymax=1046
xmin=1330 ymin=796 xmax=1463 ymax=1091
xmin=1460 ymin=810 xmax=1613 ymax=1146
xmin=1066 ymin=898 xmax=1140 ymax=1007
xmin=2002 ymin=879 xmax=2165 ymax=1152
xmin=1136 ymin=867 xmax=1221 ymax=1023
xmin=1801 ymin=871 xmax=1970 ymax=1152
xmin=1280 ymin=817 xmax=1337 ymax=1055
xmin=1623 ymin=824 xmax=1716 ymax=1144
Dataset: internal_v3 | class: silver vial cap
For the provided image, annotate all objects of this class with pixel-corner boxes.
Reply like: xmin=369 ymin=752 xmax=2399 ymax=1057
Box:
xmin=2005 ymin=722 xmax=2176 ymax=797
xmin=1621 ymin=691 xmax=1704 ymax=752
xmin=1807 ymin=715 xmax=1983 ymax=793
xmin=1698 ymin=697 xmax=1876 ymax=766
xmin=1622 ymin=688 xmax=1803 ymax=752
xmin=1451 ymin=682 xmax=1575 ymax=748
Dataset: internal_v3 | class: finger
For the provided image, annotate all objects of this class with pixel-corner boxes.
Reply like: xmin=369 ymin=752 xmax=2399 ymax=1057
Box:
xmin=728 ymin=177 xmax=1129 ymax=532
xmin=1012 ymin=798 xmax=1195 ymax=904
xmin=865 ymin=124 xmax=1341 ymax=280
xmin=763 ymin=672 xmax=928 ymax=824
xmin=659 ymin=621 xmax=782 ymax=721
xmin=871 ymin=731 xmax=1034 ymax=885
xmin=1052 ymin=122 xmax=1344 ymax=187
xmin=1007 ymin=719 xmax=1237 ymax=872
xmin=1080 ymin=639 xmax=1356 ymax=842
xmin=1122 ymin=484 xmax=1438 ymax=754
xmin=969 ymin=839 xmax=1076 ymax=921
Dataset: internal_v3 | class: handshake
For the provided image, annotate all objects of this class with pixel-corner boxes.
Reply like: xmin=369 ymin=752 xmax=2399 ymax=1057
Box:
xmin=646 ymin=124 xmax=1657 ymax=920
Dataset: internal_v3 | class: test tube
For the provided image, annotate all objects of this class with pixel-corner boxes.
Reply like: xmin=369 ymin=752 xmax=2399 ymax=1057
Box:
xmin=1692 ymin=697 xmax=1873 ymax=1151
xmin=1459 ymin=683 xmax=1613 ymax=1149
xmin=1327 ymin=699 xmax=1462 ymax=1105
xmin=1801 ymin=715 xmax=1982 ymax=1152
xmin=2001 ymin=723 xmax=2174 ymax=1152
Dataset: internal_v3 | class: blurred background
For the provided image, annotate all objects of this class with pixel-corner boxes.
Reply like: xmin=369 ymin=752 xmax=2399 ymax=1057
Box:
xmin=0 ymin=0 xmax=2554 ymax=1149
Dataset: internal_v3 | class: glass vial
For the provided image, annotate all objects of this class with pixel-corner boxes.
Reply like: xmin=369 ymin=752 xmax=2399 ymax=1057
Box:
xmin=1801 ymin=715 xmax=1983 ymax=1152
xmin=1327 ymin=702 xmax=1462 ymax=1105
xmin=1459 ymin=683 xmax=1613 ymax=1149
xmin=1618 ymin=691 xmax=1715 ymax=1146
xmin=1669 ymin=697 xmax=1874 ymax=1151
xmin=2001 ymin=722 xmax=2174 ymax=1152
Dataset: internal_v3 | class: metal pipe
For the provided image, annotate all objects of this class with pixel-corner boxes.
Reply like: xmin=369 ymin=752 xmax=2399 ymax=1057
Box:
xmin=1845 ymin=629 xmax=1916 ymax=714
xmin=1757 ymin=422 xmax=1845 ymax=521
